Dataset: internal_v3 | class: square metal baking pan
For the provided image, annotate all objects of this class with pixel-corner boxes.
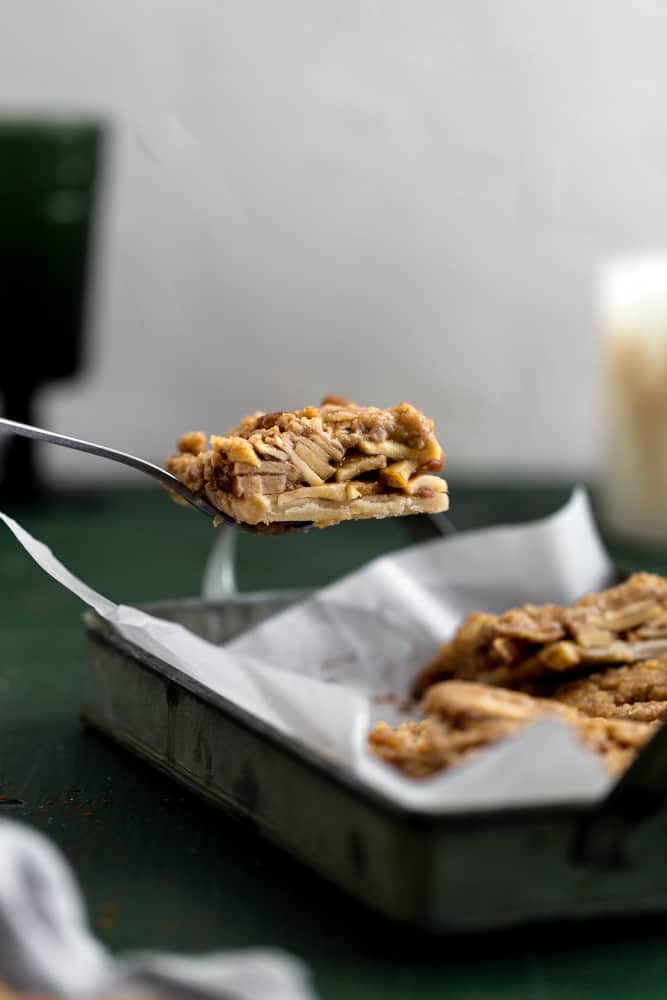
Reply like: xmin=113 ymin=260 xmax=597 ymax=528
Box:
xmin=81 ymin=592 xmax=667 ymax=933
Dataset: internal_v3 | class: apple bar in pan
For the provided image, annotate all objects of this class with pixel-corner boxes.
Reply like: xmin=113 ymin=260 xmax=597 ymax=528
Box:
xmin=412 ymin=573 xmax=667 ymax=698
xmin=166 ymin=396 xmax=448 ymax=530
xmin=369 ymin=680 xmax=656 ymax=779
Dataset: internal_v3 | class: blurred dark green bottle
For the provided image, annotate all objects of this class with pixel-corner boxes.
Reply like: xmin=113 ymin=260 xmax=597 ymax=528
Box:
xmin=0 ymin=118 xmax=104 ymax=503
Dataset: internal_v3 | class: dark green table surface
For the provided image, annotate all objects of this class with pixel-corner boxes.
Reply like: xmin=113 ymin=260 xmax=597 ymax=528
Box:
xmin=2 ymin=482 xmax=667 ymax=999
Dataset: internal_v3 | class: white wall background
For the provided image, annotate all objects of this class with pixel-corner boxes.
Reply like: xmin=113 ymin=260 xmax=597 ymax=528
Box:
xmin=2 ymin=0 xmax=666 ymax=483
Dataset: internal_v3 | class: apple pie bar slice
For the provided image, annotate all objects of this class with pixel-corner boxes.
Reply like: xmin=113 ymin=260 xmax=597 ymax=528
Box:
xmin=412 ymin=573 xmax=667 ymax=698
xmin=369 ymin=680 xmax=656 ymax=778
xmin=165 ymin=396 xmax=448 ymax=530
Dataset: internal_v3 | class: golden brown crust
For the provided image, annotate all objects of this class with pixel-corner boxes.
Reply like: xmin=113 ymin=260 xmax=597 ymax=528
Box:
xmin=176 ymin=430 xmax=207 ymax=455
xmin=369 ymin=679 xmax=656 ymax=779
xmin=166 ymin=398 xmax=448 ymax=529
xmin=412 ymin=574 xmax=667 ymax=698
xmin=553 ymin=657 xmax=667 ymax=722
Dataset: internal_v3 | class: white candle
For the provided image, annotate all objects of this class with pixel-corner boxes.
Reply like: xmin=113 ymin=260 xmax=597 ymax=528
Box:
xmin=601 ymin=255 xmax=667 ymax=543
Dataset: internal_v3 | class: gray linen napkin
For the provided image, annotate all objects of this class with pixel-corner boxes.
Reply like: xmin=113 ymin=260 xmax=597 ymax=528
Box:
xmin=0 ymin=820 xmax=317 ymax=999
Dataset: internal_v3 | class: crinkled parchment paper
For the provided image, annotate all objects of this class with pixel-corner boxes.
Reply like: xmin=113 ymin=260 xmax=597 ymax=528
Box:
xmin=1 ymin=489 xmax=618 ymax=812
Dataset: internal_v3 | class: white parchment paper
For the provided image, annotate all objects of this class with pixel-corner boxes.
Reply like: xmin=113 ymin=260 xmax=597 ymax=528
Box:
xmin=0 ymin=489 xmax=619 ymax=813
